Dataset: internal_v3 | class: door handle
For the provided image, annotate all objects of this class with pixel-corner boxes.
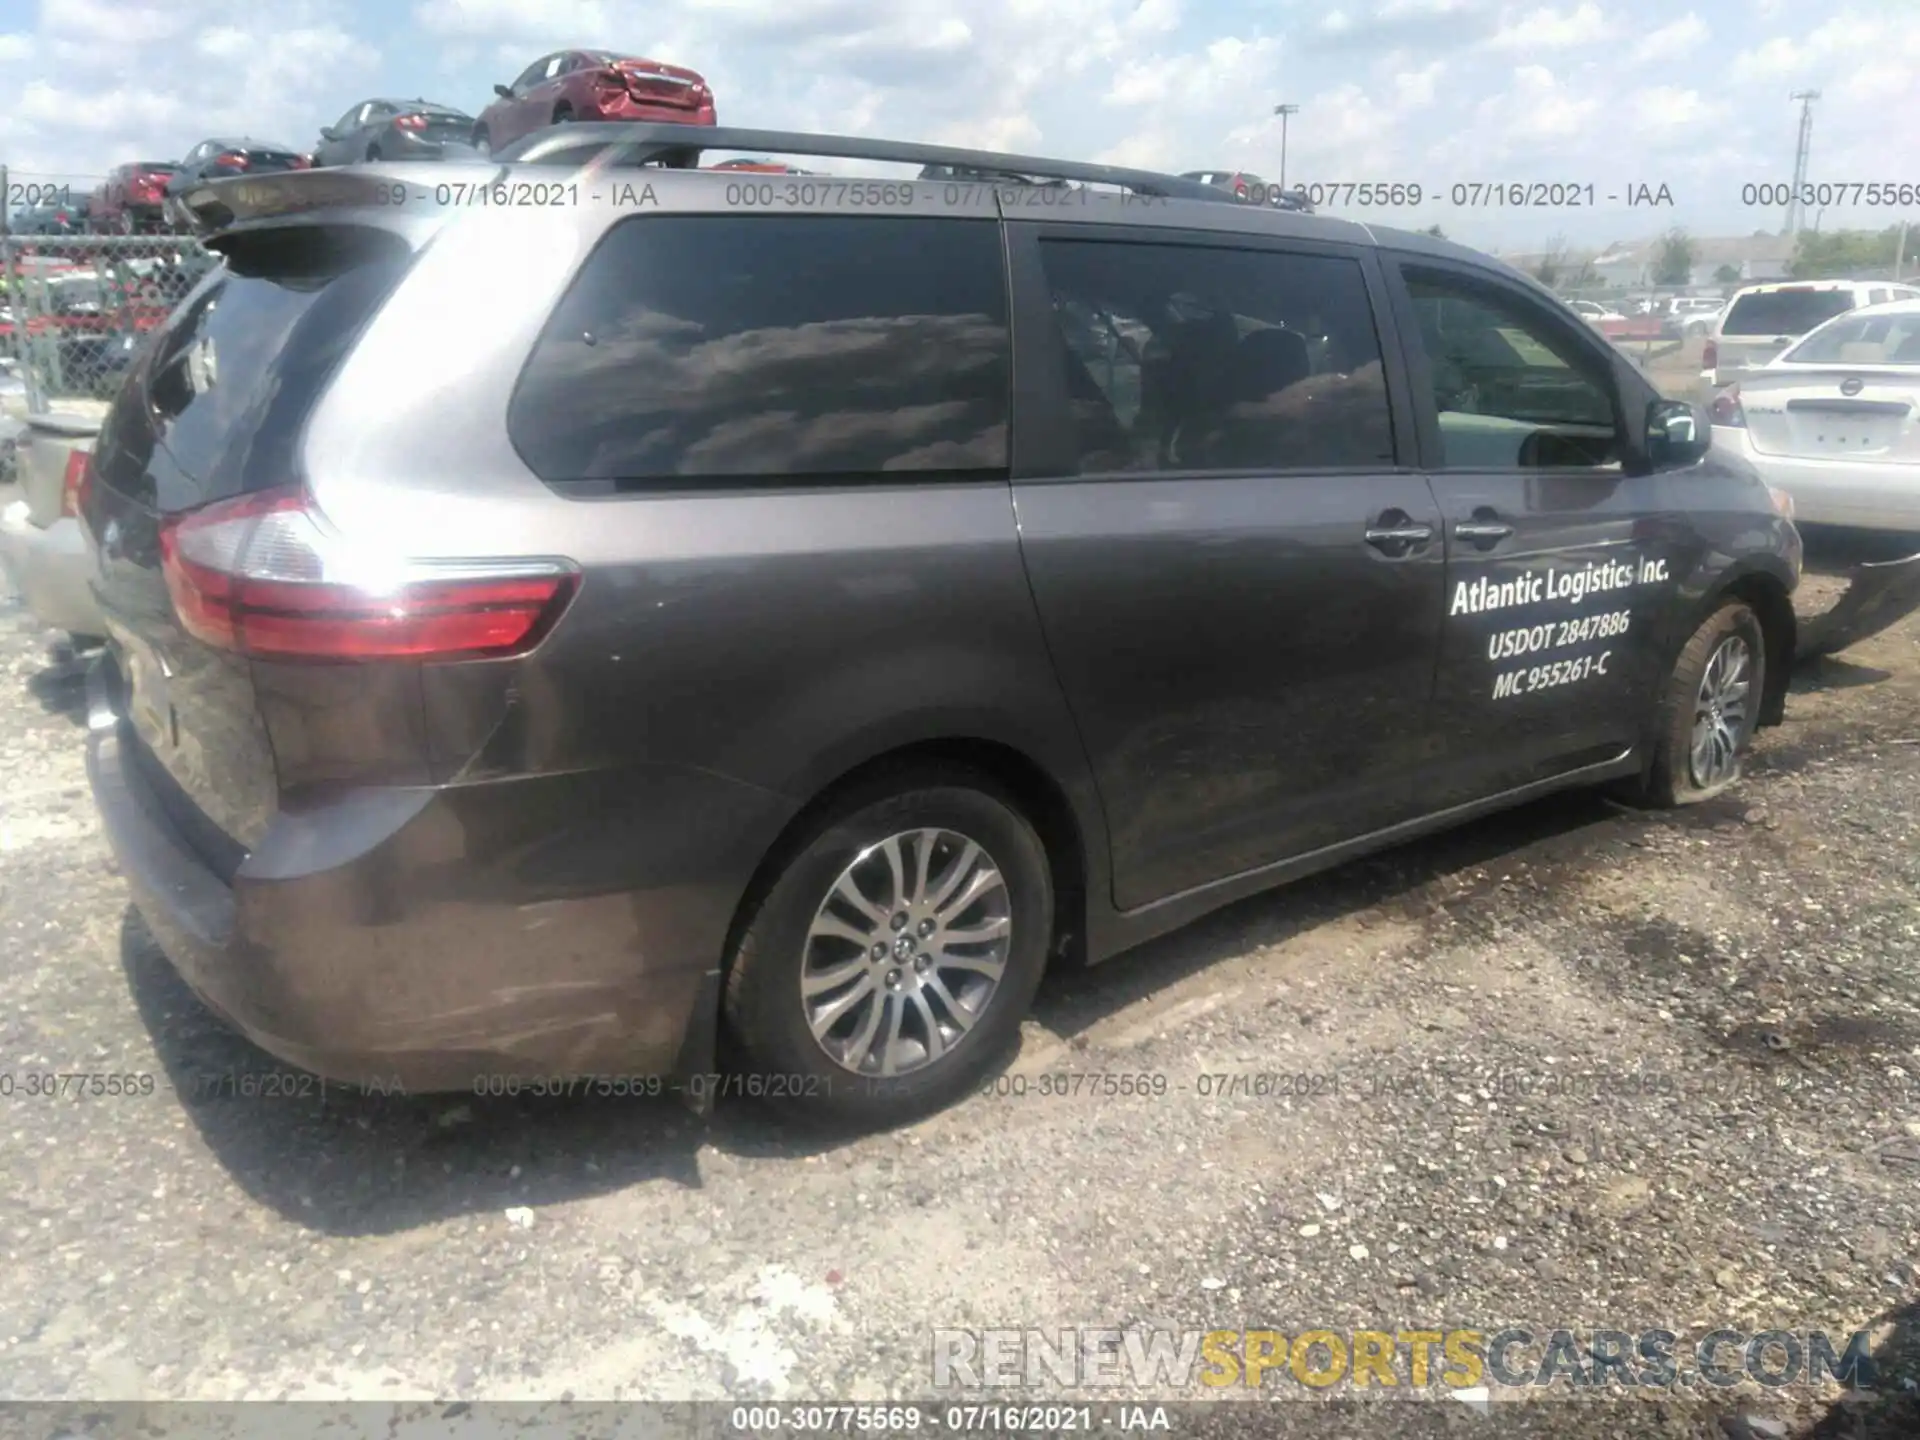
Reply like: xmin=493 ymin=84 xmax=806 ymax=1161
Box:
xmin=1364 ymin=510 xmax=1434 ymax=556
xmin=1454 ymin=522 xmax=1514 ymax=542
xmin=1455 ymin=506 xmax=1514 ymax=548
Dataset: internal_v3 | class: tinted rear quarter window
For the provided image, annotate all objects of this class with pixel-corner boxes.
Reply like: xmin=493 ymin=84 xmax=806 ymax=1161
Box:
xmin=509 ymin=214 xmax=1011 ymax=487
xmin=118 ymin=227 xmax=413 ymax=509
xmin=1722 ymin=290 xmax=1857 ymax=336
xmin=1035 ymin=238 xmax=1395 ymax=474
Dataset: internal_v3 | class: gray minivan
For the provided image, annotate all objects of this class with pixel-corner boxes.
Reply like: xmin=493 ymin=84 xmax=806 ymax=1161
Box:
xmin=80 ymin=125 xmax=1801 ymax=1128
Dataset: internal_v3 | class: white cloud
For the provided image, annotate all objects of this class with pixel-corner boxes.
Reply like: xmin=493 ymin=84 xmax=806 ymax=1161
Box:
xmin=4 ymin=6 xmax=377 ymax=178
xmin=1630 ymin=14 xmax=1707 ymax=63
xmin=1394 ymin=60 xmax=1444 ymax=107
xmin=0 ymin=0 xmax=1909 ymax=256
xmin=1487 ymin=2 xmax=1611 ymax=50
xmin=1623 ymin=85 xmax=1723 ymax=132
xmin=41 ymin=0 xmax=193 ymax=44
xmin=414 ymin=0 xmax=616 ymax=38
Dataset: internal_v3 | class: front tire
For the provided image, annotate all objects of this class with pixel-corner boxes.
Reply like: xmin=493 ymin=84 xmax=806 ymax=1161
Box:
xmin=723 ymin=770 xmax=1054 ymax=1131
xmin=1631 ymin=600 xmax=1766 ymax=806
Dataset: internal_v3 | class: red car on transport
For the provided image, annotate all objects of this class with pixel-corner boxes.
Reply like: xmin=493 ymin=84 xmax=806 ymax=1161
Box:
xmin=89 ymin=161 xmax=182 ymax=234
xmin=473 ymin=49 xmax=715 ymax=156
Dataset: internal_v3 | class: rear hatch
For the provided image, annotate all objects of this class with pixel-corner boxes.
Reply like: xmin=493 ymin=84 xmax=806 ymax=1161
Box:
xmin=609 ymin=58 xmax=707 ymax=109
xmin=129 ymin=164 xmax=181 ymax=203
xmin=228 ymin=144 xmax=309 ymax=173
xmin=1716 ymin=287 xmax=1858 ymax=379
xmin=1739 ymin=308 xmax=1920 ymax=461
xmin=398 ymin=107 xmax=474 ymax=143
xmin=80 ymin=224 xmax=419 ymax=867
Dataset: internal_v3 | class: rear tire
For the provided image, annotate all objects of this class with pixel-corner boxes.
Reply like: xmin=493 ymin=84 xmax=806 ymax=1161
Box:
xmin=1623 ymin=600 xmax=1766 ymax=807
xmin=365 ymin=143 xmax=381 ymax=163
xmin=472 ymin=127 xmax=492 ymax=157
xmin=723 ymin=769 xmax=1054 ymax=1132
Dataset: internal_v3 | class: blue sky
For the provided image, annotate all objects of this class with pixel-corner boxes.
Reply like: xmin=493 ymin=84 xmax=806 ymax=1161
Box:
xmin=0 ymin=0 xmax=1915 ymax=252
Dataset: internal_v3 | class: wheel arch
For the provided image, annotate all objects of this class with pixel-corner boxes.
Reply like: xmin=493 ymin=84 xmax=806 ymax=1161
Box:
xmin=721 ymin=733 xmax=1097 ymax=989
xmin=1716 ymin=564 xmax=1796 ymax=728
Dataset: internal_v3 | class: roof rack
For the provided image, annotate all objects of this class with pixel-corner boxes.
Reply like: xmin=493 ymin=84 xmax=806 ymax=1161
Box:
xmin=492 ymin=123 xmax=1239 ymax=204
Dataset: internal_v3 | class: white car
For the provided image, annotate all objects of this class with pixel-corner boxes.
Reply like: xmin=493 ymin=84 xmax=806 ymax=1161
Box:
xmin=1667 ymin=296 xmax=1724 ymax=336
xmin=0 ymin=413 xmax=104 ymax=641
xmin=1706 ymin=279 xmax=1920 ymax=393
xmin=1567 ymin=299 xmax=1622 ymax=323
xmin=1709 ymin=297 xmax=1920 ymax=532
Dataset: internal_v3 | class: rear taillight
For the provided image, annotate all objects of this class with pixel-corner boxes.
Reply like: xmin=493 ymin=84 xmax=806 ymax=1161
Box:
xmin=60 ymin=448 xmax=92 ymax=519
xmin=1708 ymin=384 xmax=1745 ymax=429
xmin=1233 ymin=178 xmax=1248 ymax=197
xmin=213 ymin=152 xmax=249 ymax=172
xmin=156 ymin=486 xmax=579 ymax=661
xmin=393 ymin=114 xmax=429 ymax=131
xmin=291 ymin=155 xmax=312 ymax=169
xmin=1701 ymin=339 xmax=1717 ymax=370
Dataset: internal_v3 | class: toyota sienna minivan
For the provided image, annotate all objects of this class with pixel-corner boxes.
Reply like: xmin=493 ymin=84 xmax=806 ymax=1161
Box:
xmin=80 ymin=125 xmax=1801 ymax=1128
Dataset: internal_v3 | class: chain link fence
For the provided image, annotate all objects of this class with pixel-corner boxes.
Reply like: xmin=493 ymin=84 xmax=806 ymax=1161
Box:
xmin=0 ymin=234 xmax=219 ymax=419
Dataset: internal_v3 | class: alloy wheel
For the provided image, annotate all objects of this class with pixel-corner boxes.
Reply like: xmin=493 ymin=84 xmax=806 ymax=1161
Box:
xmin=799 ymin=829 xmax=1012 ymax=1078
xmin=1689 ymin=634 xmax=1751 ymax=788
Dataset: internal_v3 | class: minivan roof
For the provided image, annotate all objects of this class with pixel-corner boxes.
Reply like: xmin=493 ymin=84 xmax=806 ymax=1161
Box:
xmin=172 ymin=121 xmax=1539 ymax=285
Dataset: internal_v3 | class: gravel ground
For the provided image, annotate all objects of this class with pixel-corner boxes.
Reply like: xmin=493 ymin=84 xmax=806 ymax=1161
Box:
xmin=1 ymin=518 xmax=1916 ymax=1439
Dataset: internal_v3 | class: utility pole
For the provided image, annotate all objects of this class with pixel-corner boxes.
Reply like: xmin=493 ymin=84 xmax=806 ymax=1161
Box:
xmin=1895 ymin=220 xmax=1909 ymax=281
xmin=1784 ymin=90 xmax=1819 ymax=239
xmin=1272 ymin=103 xmax=1300 ymax=192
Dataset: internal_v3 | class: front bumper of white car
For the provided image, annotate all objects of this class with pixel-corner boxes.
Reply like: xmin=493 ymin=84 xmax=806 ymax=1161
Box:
xmin=0 ymin=500 xmax=103 ymax=637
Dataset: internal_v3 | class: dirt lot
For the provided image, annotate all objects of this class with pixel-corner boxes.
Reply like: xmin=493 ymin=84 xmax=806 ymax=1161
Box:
xmin=1 ymin=524 xmax=1916 ymax=1438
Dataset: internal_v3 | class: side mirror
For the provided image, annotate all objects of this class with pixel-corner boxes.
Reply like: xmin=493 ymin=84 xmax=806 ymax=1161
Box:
xmin=319 ymin=127 xmax=338 ymax=141
xmin=493 ymin=83 xmax=513 ymax=98
xmin=1647 ymin=398 xmax=1710 ymax=469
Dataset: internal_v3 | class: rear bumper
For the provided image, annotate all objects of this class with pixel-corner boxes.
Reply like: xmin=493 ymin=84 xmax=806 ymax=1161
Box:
xmin=1712 ymin=425 xmax=1920 ymax=533
xmin=594 ymin=97 xmax=717 ymax=128
xmin=0 ymin=501 xmax=103 ymax=635
xmin=377 ymin=130 xmax=467 ymax=160
xmin=86 ymin=665 xmax=790 ymax=1093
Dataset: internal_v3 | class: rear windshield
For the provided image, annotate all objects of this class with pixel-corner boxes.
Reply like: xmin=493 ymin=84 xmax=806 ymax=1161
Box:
xmin=1785 ymin=310 xmax=1920 ymax=365
xmin=127 ymin=227 xmax=412 ymax=508
xmin=1722 ymin=289 xmax=1857 ymax=336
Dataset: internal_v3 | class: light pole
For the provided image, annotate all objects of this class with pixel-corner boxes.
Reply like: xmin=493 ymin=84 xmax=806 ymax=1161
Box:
xmin=1272 ymin=103 xmax=1300 ymax=192
xmin=1785 ymin=89 xmax=1819 ymax=238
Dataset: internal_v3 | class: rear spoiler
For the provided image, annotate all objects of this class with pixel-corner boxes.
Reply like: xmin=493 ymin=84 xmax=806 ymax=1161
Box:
xmin=175 ymin=165 xmax=502 ymax=243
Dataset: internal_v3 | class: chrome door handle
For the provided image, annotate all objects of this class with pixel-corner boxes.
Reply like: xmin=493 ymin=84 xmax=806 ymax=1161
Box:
xmin=1454 ymin=521 xmax=1514 ymax=543
xmin=1365 ymin=524 xmax=1434 ymax=543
